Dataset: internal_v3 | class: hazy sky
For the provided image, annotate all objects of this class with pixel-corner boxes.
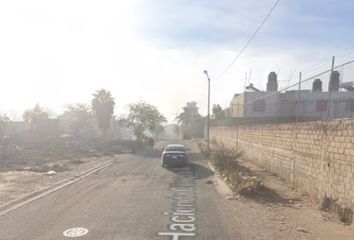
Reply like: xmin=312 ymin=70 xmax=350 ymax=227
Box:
xmin=1 ymin=0 xmax=354 ymax=121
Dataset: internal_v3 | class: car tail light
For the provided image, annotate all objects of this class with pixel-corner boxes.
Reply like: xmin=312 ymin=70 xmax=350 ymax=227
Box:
xmin=178 ymin=154 xmax=185 ymax=158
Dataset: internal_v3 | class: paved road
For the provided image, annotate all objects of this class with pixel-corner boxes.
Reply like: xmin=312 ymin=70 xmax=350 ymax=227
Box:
xmin=0 ymin=140 xmax=244 ymax=240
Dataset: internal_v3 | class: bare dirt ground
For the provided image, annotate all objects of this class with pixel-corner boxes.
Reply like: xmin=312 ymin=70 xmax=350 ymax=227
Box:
xmin=0 ymin=156 xmax=116 ymax=208
xmin=0 ymin=136 xmax=131 ymax=208
xmin=0 ymin=137 xmax=130 ymax=172
xmin=208 ymin=157 xmax=354 ymax=240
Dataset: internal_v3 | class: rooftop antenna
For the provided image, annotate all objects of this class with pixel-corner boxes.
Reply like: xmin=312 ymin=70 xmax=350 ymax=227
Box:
xmin=287 ymin=68 xmax=296 ymax=87
xmin=243 ymin=69 xmax=253 ymax=89
xmin=248 ymin=68 xmax=252 ymax=85
xmin=243 ymin=72 xmax=248 ymax=89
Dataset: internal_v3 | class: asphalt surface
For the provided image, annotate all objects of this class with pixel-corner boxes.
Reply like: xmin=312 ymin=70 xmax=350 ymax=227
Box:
xmin=0 ymin=139 xmax=243 ymax=240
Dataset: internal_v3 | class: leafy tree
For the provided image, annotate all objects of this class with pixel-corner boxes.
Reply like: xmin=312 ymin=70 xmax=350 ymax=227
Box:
xmin=212 ymin=104 xmax=225 ymax=119
xmin=127 ymin=102 xmax=166 ymax=142
xmin=0 ymin=114 xmax=9 ymax=138
xmin=212 ymin=104 xmax=222 ymax=115
xmin=176 ymin=101 xmax=202 ymax=139
xmin=60 ymin=103 xmax=96 ymax=139
xmin=91 ymin=89 xmax=115 ymax=136
xmin=22 ymin=104 xmax=54 ymax=133
xmin=23 ymin=104 xmax=49 ymax=123
xmin=0 ymin=114 xmax=9 ymax=122
xmin=153 ymin=124 xmax=165 ymax=139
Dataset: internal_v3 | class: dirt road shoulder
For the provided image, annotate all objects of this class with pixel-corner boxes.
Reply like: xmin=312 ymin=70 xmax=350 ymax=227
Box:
xmin=0 ymin=156 xmax=115 ymax=215
xmin=195 ymin=140 xmax=354 ymax=240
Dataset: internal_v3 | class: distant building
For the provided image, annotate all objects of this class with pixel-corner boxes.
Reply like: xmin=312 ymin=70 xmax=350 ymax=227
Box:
xmin=229 ymin=72 xmax=354 ymax=120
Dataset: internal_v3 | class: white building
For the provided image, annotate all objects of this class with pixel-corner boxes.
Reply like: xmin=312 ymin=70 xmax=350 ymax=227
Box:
xmin=229 ymin=72 xmax=354 ymax=120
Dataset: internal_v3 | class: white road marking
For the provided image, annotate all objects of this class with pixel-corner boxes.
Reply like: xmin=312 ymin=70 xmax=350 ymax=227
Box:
xmin=159 ymin=166 xmax=197 ymax=238
xmin=63 ymin=227 xmax=89 ymax=237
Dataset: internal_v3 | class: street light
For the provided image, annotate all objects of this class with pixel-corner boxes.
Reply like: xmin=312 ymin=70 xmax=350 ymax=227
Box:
xmin=203 ymin=70 xmax=210 ymax=152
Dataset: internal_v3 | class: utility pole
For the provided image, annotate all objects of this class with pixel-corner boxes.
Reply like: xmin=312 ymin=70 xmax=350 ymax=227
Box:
xmin=296 ymin=72 xmax=302 ymax=121
xmin=203 ymin=70 xmax=211 ymax=152
xmin=327 ymin=56 xmax=335 ymax=120
xmin=298 ymin=72 xmax=302 ymax=91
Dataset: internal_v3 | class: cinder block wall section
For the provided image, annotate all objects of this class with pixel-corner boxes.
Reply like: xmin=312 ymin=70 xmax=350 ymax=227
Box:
xmin=210 ymin=119 xmax=354 ymax=211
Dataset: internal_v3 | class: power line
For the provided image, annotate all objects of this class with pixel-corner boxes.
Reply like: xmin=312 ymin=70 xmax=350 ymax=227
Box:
xmin=298 ymin=47 xmax=354 ymax=77
xmin=282 ymin=47 xmax=354 ymax=88
xmin=216 ymin=0 xmax=281 ymax=80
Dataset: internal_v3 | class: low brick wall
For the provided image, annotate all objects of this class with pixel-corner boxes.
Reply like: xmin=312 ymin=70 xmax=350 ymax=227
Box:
xmin=210 ymin=119 xmax=354 ymax=220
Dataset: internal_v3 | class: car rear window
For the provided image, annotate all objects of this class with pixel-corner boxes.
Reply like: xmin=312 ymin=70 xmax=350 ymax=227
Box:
xmin=165 ymin=146 xmax=185 ymax=152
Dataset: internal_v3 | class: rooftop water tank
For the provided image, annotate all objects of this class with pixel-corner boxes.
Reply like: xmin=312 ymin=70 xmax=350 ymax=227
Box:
xmin=312 ymin=78 xmax=322 ymax=91
xmin=267 ymin=72 xmax=278 ymax=91
xmin=328 ymin=71 xmax=340 ymax=92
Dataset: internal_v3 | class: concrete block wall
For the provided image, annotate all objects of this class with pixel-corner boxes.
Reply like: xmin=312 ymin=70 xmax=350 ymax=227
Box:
xmin=210 ymin=119 xmax=354 ymax=212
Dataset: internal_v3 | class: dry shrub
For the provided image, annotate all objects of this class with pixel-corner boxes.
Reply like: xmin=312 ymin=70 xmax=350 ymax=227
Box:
xmin=210 ymin=142 xmax=242 ymax=172
xmin=207 ymin=141 xmax=262 ymax=194
xmin=321 ymin=195 xmax=353 ymax=224
xmin=196 ymin=141 xmax=210 ymax=157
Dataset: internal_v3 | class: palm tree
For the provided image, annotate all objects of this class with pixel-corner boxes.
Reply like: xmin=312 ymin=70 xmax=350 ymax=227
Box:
xmin=176 ymin=102 xmax=201 ymax=139
xmin=92 ymin=89 xmax=115 ymax=136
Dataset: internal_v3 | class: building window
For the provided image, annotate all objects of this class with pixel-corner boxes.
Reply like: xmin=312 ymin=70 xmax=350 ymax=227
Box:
xmin=253 ymin=100 xmax=265 ymax=112
xmin=345 ymin=99 xmax=354 ymax=112
xmin=315 ymin=100 xmax=328 ymax=112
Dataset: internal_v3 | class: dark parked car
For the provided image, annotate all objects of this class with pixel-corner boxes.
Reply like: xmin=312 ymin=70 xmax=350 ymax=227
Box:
xmin=161 ymin=144 xmax=188 ymax=167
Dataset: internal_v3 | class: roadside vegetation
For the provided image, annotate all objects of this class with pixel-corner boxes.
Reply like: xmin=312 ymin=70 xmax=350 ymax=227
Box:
xmin=0 ymin=89 xmax=167 ymax=172
xmin=198 ymin=140 xmax=262 ymax=195
xmin=127 ymin=101 xmax=166 ymax=151
xmin=92 ymin=89 xmax=115 ymax=137
xmin=176 ymin=101 xmax=204 ymax=139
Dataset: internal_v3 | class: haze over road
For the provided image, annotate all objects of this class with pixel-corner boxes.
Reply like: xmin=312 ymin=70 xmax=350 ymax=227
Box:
xmin=0 ymin=139 xmax=244 ymax=240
